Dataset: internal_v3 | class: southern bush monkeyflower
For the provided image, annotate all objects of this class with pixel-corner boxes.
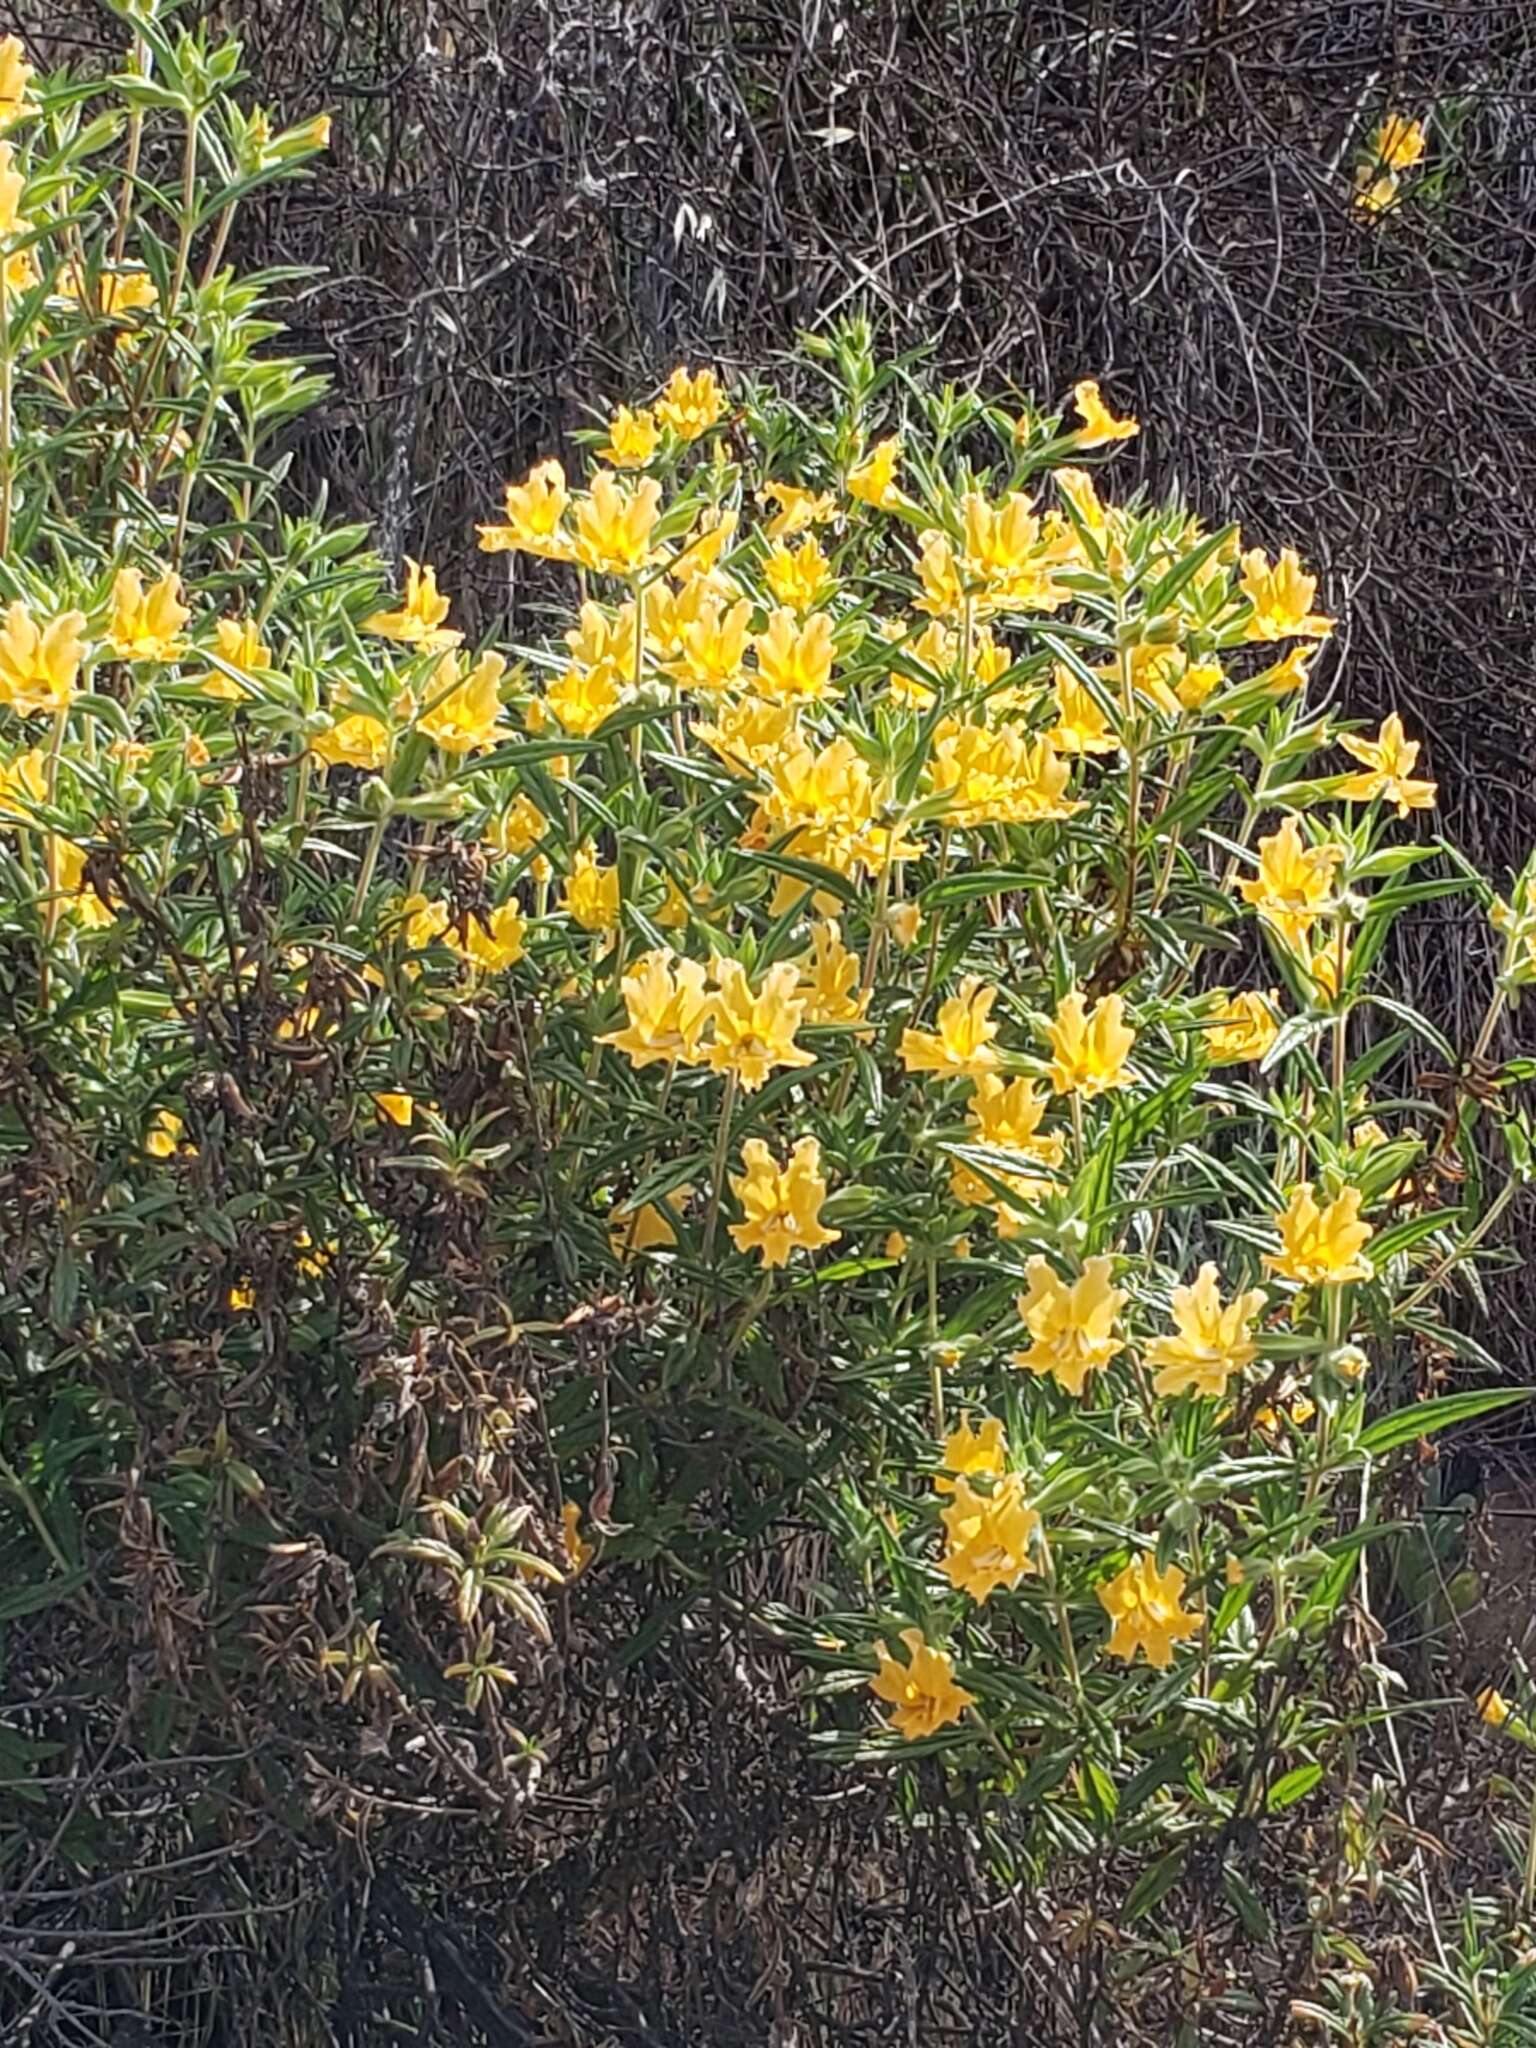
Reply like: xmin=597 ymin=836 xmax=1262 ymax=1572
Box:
xmin=760 ymin=481 xmax=838 ymax=539
xmin=1045 ymin=989 xmax=1135 ymax=1098
xmin=544 ymin=659 xmax=625 ymax=736
xmin=0 ymin=37 xmax=36 ymax=128
xmin=935 ymin=1414 xmax=1007 ymax=1495
xmin=764 ymin=536 xmax=830 ymax=613
xmin=1370 ymin=112 xmax=1426 ymax=172
xmin=108 ymin=567 xmax=189 ymax=662
xmin=486 ymin=793 xmax=548 ymax=858
xmin=950 ymin=1075 xmax=1065 ymax=1232
xmin=886 ymin=900 xmax=922 ymax=949
xmin=1477 ymin=1686 xmax=1512 ymax=1729
xmin=1097 ymin=1553 xmax=1201 ymax=1669
xmin=144 ymin=1109 xmax=194 ymax=1160
xmin=599 ymin=948 xmax=713 ymax=1068
xmin=1070 ymin=378 xmax=1139 ymax=447
xmin=599 ymin=404 xmax=660 ymax=468
xmin=900 ymin=976 xmax=1001 ymax=1081
xmin=939 ymin=1474 xmax=1040 ymax=1604
xmin=0 ymin=600 xmax=86 ymax=715
xmin=1335 ymin=713 xmax=1437 ymax=816
xmin=869 ymin=1630 xmax=974 ymax=1741
xmin=669 ymin=592 xmax=754 ymax=694
xmin=0 ymin=745 xmax=45 ymax=814
xmin=1147 ymin=1263 xmax=1267 ymax=1398
xmin=362 ymin=558 xmax=462 ymax=651
xmin=477 ymin=458 xmax=573 ymax=561
xmin=420 ymin=651 xmax=508 ymax=754
xmin=192 ymin=616 xmax=273 ymax=701
xmin=728 ymin=1135 xmax=839 ymax=1266
xmin=1266 ymin=1183 xmax=1374 ymax=1286
xmin=373 ymin=1091 xmax=415 ymax=1126
xmin=847 ymin=437 xmax=904 ymax=510
xmin=456 ymin=902 xmax=526 ymax=973
xmin=707 ymin=957 xmax=816 ymax=1091
xmin=1012 ymin=1255 xmax=1125 ymax=1396
xmin=1048 ymin=666 xmax=1118 ymax=755
xmin=312 ymin=712 xmax=389 ymax=771
xmin=694 ymin=694 xmax=800 ymax=776
xmin=610 ymin=1185 xmax=692 ymax=1259
xmin=52 ymin=840 xmax=114 ymax=929
xmin=562 ymin=845 xmax=620 ymax=932
xmin=655 ymin=365 xmax=724 ymax=441
xmin=1239 ymin=548 xmax=1334 ymax=641
xmin=930 ymin=721 xmax=1082 ymax=827
xmin=883 ymin=1229 xmax=909 ymax=1262
xmin=1237 ymin=815 xmax=1345 ymax=949
xmin=752 ymin=609 xmax=837 ymax=703
xmin=1204 ymin=989 xmax=1281 ymax=1065
xmin=798 ymin=919 xmax=868 ymax=1027
xmin=573 ymin=470 xmax=663 ymax=575
xmin=561 ymin=1502 xmax=595 ymax=1575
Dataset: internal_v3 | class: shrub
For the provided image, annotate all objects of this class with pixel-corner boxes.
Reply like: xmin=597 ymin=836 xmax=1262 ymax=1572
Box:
xmin=2 ymin=11 xmax=1534 ymax=2036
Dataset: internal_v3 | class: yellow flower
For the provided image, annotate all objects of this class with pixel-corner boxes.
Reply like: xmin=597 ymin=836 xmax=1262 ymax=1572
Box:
xmin=1236 ymin=815 xmax=1345 ymax=950
xmin=847 ymin=437 xmax=904 ymax=511
xmin=0 ymin=600 xmax=85 ymax=715
xmin=1266 ymin=1183 xmax=1374 ymax=1286
xmin=1371 ymin=113 xmax=1426 ymax=172
xmin=1055 ymin=465 xmax=1110 ymax=535
xmin=884 ymin=1229 xmax=910 ymax=1263
xmin=655 ymin=365 xmax=724 ymax=441
xmin=144 ymin=1109 xmax=193 ymax=1160
xmin=763 ymin=535 xmax=831 ymax=613
xmin=0 ymin=37 xmax=36 ymax=129
xmin=184 ymin=732 xmax=212 ymax=768
xmin=1047 ymin=665 xmax=1118 ymax=755
xmin=752 ymin=608 xmax=838 ymax=703
xmin=362 ymin=558 xmax=462 ymax=651
xmin=51 ymin=839 xmax=114 ymax=929
xmin=396 ymin=892 xmax=451 ymax=958
xmin=477 ymin=458 xmax=574 ymax=560
xmin=565 ymin=597 xmax=639 ymax=678
xmin=1477 ymin=1686 xmax=1512 ymax=1729
xmin=420 ymin=651 xmax=508 ymax=754
xmin=1045 ymin=989 xmax=1135 ymax=1099
xmin=544 ymin=660 xmax=625 ymax=736
xmin=1070 ymin=378 xmax=1139 ymax=447
xmin=950 ymin=1074 xmax=1065 ymax=1232
xmin=1355 ymin=172 xmax=1401 ymax=217
xmin=486 ymin=793 xmax=548 ymax=858
xmin=1255 ymin=644 xmax=1316 ymax=696
xmin=935 ymin=1413 xmax=1007 ymax=1495
xmin=0 ymin=744 xmax=46 ymax=815
xmin=694 ymin=695 xmax=800 ymax=776
xmin=294 ymin=1230 xmax=337 ymax=1278
xmin=930 ymin=721 xmax=1081 ymax=826
xmin=1336 ymin=713 xmax=1436 ymax=816
xmin=611 ymin=1185 xmax=693 ymax=1259
xmin=373 ymin=1091 xmax=415 ymax=1126
xmin=1147 ymin=1263 xmax=1267 ymax=1398
xmin=886 ymin=900 xmax=923 ymax=949
xmin=760 ymin=481 xmax=838 ymax=539
xmin=562 ymin=844 xmax=621 ymax=932
xmin=227 ymin=1281 xmax=257 ymax=1313
xmin=599 ymin=947 xmax=713 ymax=1067
xmin=939 ymin=1473 xmax=1040 ymax=1603
xmin=1011 ymin=1254 xmax=1126 ymax=1396
xmin=1097 ymin=1552 xmax=1201 ymax=1669
xmin=913 ymin=531 xmax=965 ymax=618
xmin=707 ymin=957 xmax=816 ymax=1092
xmin=58 ymin=270 xmax=159 ymax=335
xmin=191 ymin=616 xmax=273 ymax=701
xmin=668 ymin=592 xmax=754 ymax=694
xmin=728 ymin=1134 xmax=839 ymax=1266
xmin=108 ymin=567 xmax=189 ymax=662
xmin=1239 ymin=547 xmax=1333 ymax=641
xmin=457 ymin=901 xmax=527 ymax=973
xmin=1204 ymin=988 xmax=1281 ymax=1065
xmin=899 ymin=976 xmax=1001 ymax=1081
xmin=312 ymin=712 xmax=390 ymax=770
xmin=599 ymin=404 xmax=660 ymax=468
xmin=562 ymin=1501 xmax=595 ymax=1574
xmin=573 ymin=470 xmax=664 ymax=575
xmin=669 ymin=507 xmax=738 ymax=582
xmin=799 ymin=918 xmax=868 ymax=1027
xmin=869 ymin=1630 xmax=974 ymax=1741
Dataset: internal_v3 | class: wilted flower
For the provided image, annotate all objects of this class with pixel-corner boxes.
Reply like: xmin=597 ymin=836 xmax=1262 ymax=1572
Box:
xmin=728 ymin=1134 xmax=839 ymax=1266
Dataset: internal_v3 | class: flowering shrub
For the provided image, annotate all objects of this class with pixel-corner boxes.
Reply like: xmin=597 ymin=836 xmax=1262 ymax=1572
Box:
xmin=2 ymin=14 xmax=1535 ymax=2022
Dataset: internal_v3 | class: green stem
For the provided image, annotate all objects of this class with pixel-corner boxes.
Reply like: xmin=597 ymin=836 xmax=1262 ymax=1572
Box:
xmin=700 ymin=1070 xmax=739 ymax=1267
xmin=350 ymin=814 xmax=387 ymax=924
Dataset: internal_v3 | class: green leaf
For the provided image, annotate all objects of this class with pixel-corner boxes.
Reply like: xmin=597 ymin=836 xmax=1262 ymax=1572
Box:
xmin=1357 ymin=1386 xmax=1532 ymax=1457
xmin=1124 ymin=1846 xmax=1188 ymax=1923
xmin=1266 ymin=1761 xmax=1323 ymax=1812
xmin=0 ymin=1570 xmax=90 ymax=1623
